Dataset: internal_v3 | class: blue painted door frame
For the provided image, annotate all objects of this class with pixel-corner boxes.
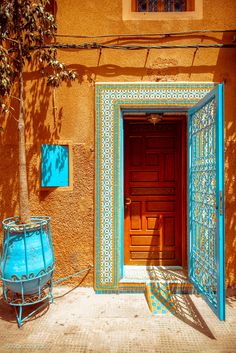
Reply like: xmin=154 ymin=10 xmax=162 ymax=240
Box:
xmin=95 ymin=82 xmax=225 ymax=320
xmin=120 ymin=84 xmax=225 ymax=320
xmin=188 ymin=84 xmax=225 ymax=320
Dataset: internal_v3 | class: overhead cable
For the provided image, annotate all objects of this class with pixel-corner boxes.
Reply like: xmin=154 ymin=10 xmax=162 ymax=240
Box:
xmin=29 ymin=42 xmax=236 ymax=51
xmin=55 ymin=29 xmax=236 ymax=39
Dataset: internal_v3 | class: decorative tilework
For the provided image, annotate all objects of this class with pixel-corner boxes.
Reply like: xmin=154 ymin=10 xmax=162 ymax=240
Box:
xmin=145 ymin=282 xmax=175 ymax=314
xmin=95 ymin=82 xmax=214 ymax=292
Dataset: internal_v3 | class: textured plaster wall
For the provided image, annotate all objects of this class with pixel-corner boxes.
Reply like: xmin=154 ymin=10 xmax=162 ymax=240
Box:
xmin=0 ymin=0 xmax=236 ymax=287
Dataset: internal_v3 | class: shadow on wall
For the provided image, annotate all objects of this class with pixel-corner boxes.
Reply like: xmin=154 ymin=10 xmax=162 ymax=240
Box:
xmin=214 ymin=32 xmax=236 ymax=288
xmin=0 ymin=62 xmax=63 ymax=224
xmin=68 ymin=62 xmax=218 ymax=81
xmin=64 ymin=33 xmax=223 ymax=81
xmin=1 ymin=30 xmax=235 ymax=286
xmin=0 ymin=1 xmax=60 ymax=226
xmin=0 ymin=59 xmax=94 ymax=286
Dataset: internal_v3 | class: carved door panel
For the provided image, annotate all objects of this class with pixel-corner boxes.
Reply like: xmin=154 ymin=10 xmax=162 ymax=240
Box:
xmin=124 ymin=120 xmax=183 ymax=266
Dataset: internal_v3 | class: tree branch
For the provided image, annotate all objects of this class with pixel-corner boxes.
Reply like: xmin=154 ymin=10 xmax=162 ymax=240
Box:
xmin=10 ymin=95 xmax=21 ymax=102
xmin=1 ymin=36 xmax=19 ymax=44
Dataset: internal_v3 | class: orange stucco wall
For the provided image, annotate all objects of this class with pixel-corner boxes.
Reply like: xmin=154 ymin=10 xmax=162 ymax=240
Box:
xmin=0 ymin=0 xmax=236 ymax=288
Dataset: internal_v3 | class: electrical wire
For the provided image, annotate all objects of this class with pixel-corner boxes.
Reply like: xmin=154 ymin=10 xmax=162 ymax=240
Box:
xmin=55 ymin=29 xmax=236 ymax=39
xmin=29 ymin=42 xmax=236 ymax=52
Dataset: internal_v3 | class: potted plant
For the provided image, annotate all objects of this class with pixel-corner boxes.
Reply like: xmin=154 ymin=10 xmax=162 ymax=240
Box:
xmin=0 ymin=0 xmax=76 ymax=326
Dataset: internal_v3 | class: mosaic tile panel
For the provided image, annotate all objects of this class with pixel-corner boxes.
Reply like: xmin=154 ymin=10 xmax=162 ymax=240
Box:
xmin=95 ymin=82 xmax=214 ymax=291
xmin=145 ymin=282 xmax=175 ymax=314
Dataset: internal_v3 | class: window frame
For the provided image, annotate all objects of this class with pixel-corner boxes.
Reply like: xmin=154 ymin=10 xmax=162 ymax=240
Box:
xmin=123 ymin=0 xmax=202 ymax=20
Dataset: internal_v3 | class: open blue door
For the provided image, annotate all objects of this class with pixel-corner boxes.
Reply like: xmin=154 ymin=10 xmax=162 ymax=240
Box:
xmin=188 ymin=84 xmax=225 ymax=320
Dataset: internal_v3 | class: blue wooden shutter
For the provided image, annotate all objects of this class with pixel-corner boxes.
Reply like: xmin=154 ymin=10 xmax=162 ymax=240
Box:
xmin=188 ymin=84 xmax=225 ymax=320
xmin=41 ymin=144 xmax=69 ymax=187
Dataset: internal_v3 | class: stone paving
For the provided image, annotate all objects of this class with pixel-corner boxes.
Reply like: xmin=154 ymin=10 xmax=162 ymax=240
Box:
xmin=0 ymin=286 xmax=236 ymax=353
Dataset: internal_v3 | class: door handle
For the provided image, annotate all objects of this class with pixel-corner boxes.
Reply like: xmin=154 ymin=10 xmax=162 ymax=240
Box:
xmin=220 ymin=190 xmax=223 ymax=215
xmin=216 ymin=191 xmax=224 ymax=215
xmin=124 ymin=197 xmax=132 ymax=206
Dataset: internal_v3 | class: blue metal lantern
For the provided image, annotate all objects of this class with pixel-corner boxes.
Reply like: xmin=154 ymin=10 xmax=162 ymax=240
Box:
xmin=0 ymin=216 xmax=55 ymax=326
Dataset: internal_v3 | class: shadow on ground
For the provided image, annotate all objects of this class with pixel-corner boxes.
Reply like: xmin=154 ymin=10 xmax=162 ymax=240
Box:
xmin=171 ymin=294 xmax=215 ymax=339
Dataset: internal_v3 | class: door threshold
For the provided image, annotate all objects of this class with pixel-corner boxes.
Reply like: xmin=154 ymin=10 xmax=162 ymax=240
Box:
xmin=119 ymin=265 xmax=189 ymax=284
xmin=118 ymin=265 xmax=195 ymax=294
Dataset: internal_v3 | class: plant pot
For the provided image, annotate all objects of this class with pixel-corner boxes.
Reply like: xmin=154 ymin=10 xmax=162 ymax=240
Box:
xmin=1 ymin=216 xmax=55 ymax=296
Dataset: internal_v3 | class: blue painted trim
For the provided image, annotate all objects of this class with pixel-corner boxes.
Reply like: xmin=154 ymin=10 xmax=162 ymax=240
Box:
xmin=120 ymin=111 xmax=125 ymax=280
xmin=188 ymin=109 xmax=193 ymax=281
xmin=216 ymin=83 xmax=225 ymax=321
xmin=114 ymin=105 xmax=120 ymax=287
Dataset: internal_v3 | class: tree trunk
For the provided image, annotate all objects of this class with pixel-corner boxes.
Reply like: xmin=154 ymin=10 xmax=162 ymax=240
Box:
xmin=18 ymin=56 xmax=30 ymax=224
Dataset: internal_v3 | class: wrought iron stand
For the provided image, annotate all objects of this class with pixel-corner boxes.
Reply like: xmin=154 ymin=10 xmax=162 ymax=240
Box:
xmin=1 ymin=216 xmax=55 ymax=327
xmin=2 ymin=276 xmax=54 ymax=327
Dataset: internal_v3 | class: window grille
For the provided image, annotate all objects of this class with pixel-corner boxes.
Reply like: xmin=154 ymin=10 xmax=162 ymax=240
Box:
xmin=136 ymin=0 xmax=187 ymax=12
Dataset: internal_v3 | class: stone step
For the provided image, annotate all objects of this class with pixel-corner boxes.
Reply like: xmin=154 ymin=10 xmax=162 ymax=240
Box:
xmin=118 ymin=281 xmax=196 ymax=294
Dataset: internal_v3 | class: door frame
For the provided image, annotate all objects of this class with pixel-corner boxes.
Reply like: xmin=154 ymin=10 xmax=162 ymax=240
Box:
xmin=123 ymin=114 xmax=187 ymax=267
xmin=95 ymin=82 xmax=215 ymax=292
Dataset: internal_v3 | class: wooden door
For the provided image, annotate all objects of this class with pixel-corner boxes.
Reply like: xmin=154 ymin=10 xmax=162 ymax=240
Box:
xmin=124 ymin=118 xmax=185 ymax=266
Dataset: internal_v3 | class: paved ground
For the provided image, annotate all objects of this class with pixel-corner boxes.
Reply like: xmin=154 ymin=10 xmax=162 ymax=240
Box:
xmin=0 ymin=286 xmax=236 ymax=353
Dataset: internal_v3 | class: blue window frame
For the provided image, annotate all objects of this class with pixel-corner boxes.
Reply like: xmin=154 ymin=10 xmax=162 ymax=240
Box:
xmin=41 ymin=144 xmax=69 ymax=187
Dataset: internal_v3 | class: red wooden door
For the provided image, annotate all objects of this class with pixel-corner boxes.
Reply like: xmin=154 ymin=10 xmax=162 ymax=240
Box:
xmin=124 ymin=119 xmax=185 ymax=266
